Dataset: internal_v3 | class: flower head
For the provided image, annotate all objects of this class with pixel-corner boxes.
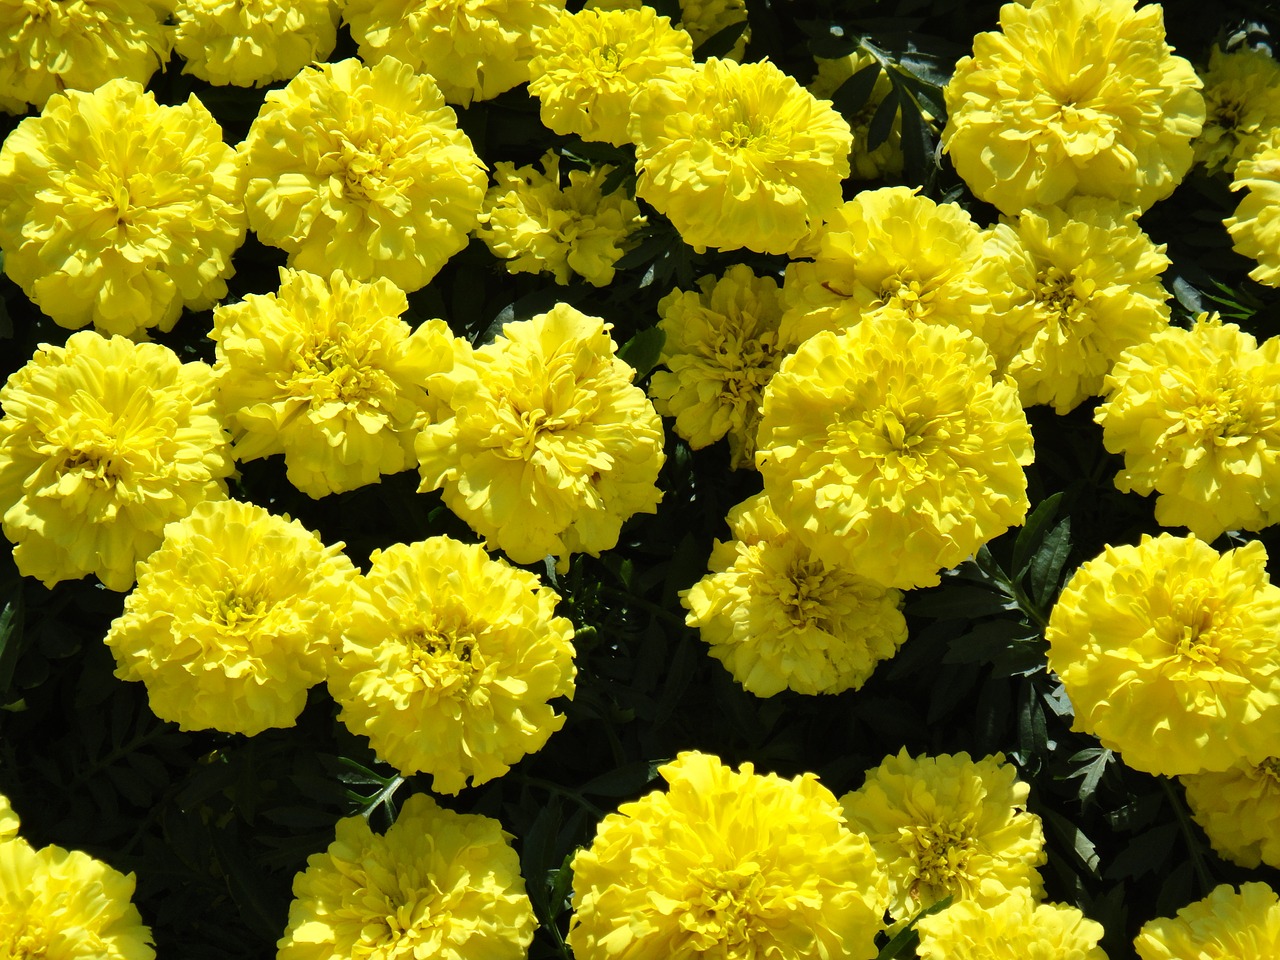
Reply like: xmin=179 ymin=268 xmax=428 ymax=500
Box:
xmin=243 ymin=57 xmax=486 ymax=292
xmin=809 ymin=53 xmax=905 ymax=180
xmin=278 ymin=792 xmax=534 ymax=960
xmin=1181 ymin=758 xmax=1280 ymax=869
xmin=1225 ymin=139 xmax=1280 ymax=287
xmin=1135 ymin=882 xmax=1280 ymax=960
xmin=328 ymin=536 xmax=576 ymax=795
xmin=585 ymin=0 xmax=749 ymax=59
xmin=567 ymin=751 xmax=888 ymax=960
xmin=630 ymin=58 xmax=852 ymax=254
xmin=0 ymin=332 xmax=233 ymax=592
xmin=915 ymin=891 xmax=1107 ymax=960
xmin=942 ymin=0 xmax=1204 ymax=214
xmin=173 ymin=0 xmax=339 ymax=87
xmin=0 ymin=79 xmax=245 ymax=338
xmin=0 ymin=793 xmax=17 ymax=842
xmin=1195 ymin=45 xmax=1280 ymax=175
xmin=1046 ymin=534 xmax=1280 ymax=776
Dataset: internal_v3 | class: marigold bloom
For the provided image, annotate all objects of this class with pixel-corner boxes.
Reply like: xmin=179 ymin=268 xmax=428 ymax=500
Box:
xmin=942 ymin=0 xmax=1204 ymax=214
xmin=173 ymin=0 xmax=339 ymax=87
xmin=1095 ymin=315 xmax=1280 ymax=540
xmin=0 ymin=79 xmax=245 ymax=338
xmin=568 ymin=751 xmax=888 ymax=960
xmin=586 ymin=0 xmax=749 ymax=59
xmin=0 ymin=793 xmax=17 ymax=841
xmin=1047 ymin=534 xmax=1280 ymax=776
xmin=278 ymin=793 xmax=534 ymax=960
xmin=105 ymin=500 xmax=355 ymax=736
xmin=757 ymin=317 xmax=1033 ymax=590
xmin=810 ymin=52 xmax=905 ymax=180
xmin=0 ymin=332 xmax=232 ymax=592
xmin=1181 ymin=758 xmax=1280 ymax=869
xmin=342 ymin=0 xmax=564 ymax=106
xmin=329 ymin=536 xmax=576 ymax=795
xmin=630 ymin=57 xmax=852 ymax=255
xmin=648 ymin=264 xmax=785 ymax=469
xmin=416 ymin=305 xmax=664 ymax=570
xmin=1195 ymin=45 xmax=1280 ymax=175
xmin=243 ymin=57 xmax=486 ymax=293
xmin=1135 ymin=882 xmax=1280 ymax=960
xmin=475 ymin=151 xmax=646 ymax=287
xmin=1226 ymin=140 xmax=1280 ymax=287
xmin=915 ymin=891 xmax=1107 ymax=960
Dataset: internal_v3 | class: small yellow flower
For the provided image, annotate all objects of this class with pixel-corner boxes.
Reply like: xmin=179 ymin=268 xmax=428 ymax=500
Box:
xmin=1182 ymin=758 xmax=1280 ymax=869
xmin=0 ymin=793 xmax=17 ymax=842
xmin=173 ymin=0 xmax=339 ymax=87
xmin=585 ymin=0 xmax=749 ymax=59
xmin=915 ymin=891 xmax=1108 ymax=960
xmin=1195 ymin=45 xmax=1280 ymax=175
xmin=809 ymin=52 xmax=905 ymax=180
xmin=1135 ymin=882 xmax=1280 ymax=960
xmin=1225 ymin=139 xmax=1280 ymax=287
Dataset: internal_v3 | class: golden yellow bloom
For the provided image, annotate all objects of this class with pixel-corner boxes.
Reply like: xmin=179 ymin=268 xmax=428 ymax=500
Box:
xmin=1226 ymin=140 xmax=1280 ymax=287
xmin=0 ymin=0 xmax=170 ymax=113
xmin=1095 ymin=315 xmax=1280 ymax=541
xmin=810 ymin=52 xmax=905 ymax=180
xmin=0 ymin=79 xmax=245 ymax=338
xmin=278 ymin=792 xmax=534 ymax=960
xmin=648 ymin=264 xmax=785 ymax=469
xmin=1047 ymin=534 xmax=1280 ymax=776
xmin=630 ymin=58 xmax=852 ymax=255
xmin=983 ymin=198 xmax=1171 ymax=413
xmin=916 ymin=891 xmax=1107 ymax=960
xmin=105 ymin=499 xmax=355 ymax=736
xmin=1181 ymin=758 xmax=1280 ymax=869
xmin=342 ymin=0 xmax=564 ymax=106
xmin=0 ymin=332 xmax=232 ymax=592
xmin=1195 ymin=45 xmax=1280 ymax=175
xmin=328 ymin=536 xmax=576 ymax=795
xmin=1135 ymin=882 xmax=1280 ymax=960
xmin=585 ymin=0 xmax=749 ymax=59
xmin=0 ymin=794 xmax=17 ymax=842
xmin=683 ymin=493 xmax=907 ymax=697
xmin=756 ymin=316 xmax=1032 ymax=590
xmin=942 ymin=0 xmax=1204 ymax=214
xmin=475 ymin=151 xmax=646 ymax=287
xmin=416 ymin=304 xmax=664 ymax=570
xmin=173 ymin=0 xmax=339 ymax=87
xmin=0 ymin=836 xmax=153 ymax=960
xmin=568 ymin=751 xmax=888 ymax=960
xmin=840 ymin=749 xmax=1046 ymax=923
xmin=243 ymin=57 xmax=486 ymax=293
xmin=528 ymin=7 xmax=694 ymax=147
xmin=212 ymin=268 xmax=456 ymax=499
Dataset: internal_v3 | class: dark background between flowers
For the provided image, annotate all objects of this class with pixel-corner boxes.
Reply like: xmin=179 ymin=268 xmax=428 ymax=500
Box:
xmin=1 ymin=0 xmax=1280 ymax=956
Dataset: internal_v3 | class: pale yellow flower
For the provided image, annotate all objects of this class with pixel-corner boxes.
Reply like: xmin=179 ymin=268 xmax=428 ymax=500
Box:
xmin=1135 ymin=882 xmax=1280 ymax=960
xmin=1182 ymin=758 xmax=1280 ymax=869
xmin=173 ymin=0 xmax=339 ymax=87
xmin=1195 ymin=45 xmax=1280 ymax=175
xmin=1226 ymin=139 xmax=1280 ymax=287
xmin=915 ymin=891 xmax=1108 ymax=960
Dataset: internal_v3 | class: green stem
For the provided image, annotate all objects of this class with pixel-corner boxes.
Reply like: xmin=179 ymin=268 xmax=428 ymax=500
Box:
xmin=361 ymin=775 xmax=405 ymax=820
xmin=1160 ymin=777 xmax=1214 ymax=895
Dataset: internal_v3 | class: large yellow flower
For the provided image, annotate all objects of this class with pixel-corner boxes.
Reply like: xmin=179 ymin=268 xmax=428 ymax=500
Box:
xmin=0 ymin=79 xmax=245 ymax=338
xmin=942 ymin=0 xmax=1204 ymax=214
xmin=173 ymin=0 xmax=339 ymax=87
xmin=1181 ymin=758 xmax=1280 ymax=869
xmin=915 ymin=891 xmax=1107 ymax=960
xmin=567 ymin=751 xmax=888 ymax=960
xmin=1225 ymin=139 xmax=1280 ymax=287
xmin=1195 ymin=45 xmax=1280 ymax=176
xmin=0 ymin=332 xmax=232 ymax=592
xmin=212 ymin=268 xmax=457 ymax=499
xmin=1046 ymin=534 xmax=1280 ymax=776
xmin=278 ymin=793 xmax=534 ymax=960
xmin=1135 ymin=882 xmax=1280 ymax=960
xmin=342 ymin=0 xmax=564 ymax=106
xmin=840 ymin=750 xmax=1046 ymax=924
xmin=629 ymin=57 xmax=852 ymax=255
xmin=1095 ymin=315 xmax=1280 ymax=541
xmin=105 ymin=499 xmax=356 ymax=736
xmin=756 ymin=316 xmax=1033 ymax=590
xmin=683 ymin=493 xmax=907 ymax=697
xmin=416 ymin=304 xmax=664 ymax=570
xmin=328 ymin=536 xmax=576 ymax=795
xmin=809 ymin=52 xmax=905 ymax=181
xmin=243 ymin=57 xmax=486 ymax=293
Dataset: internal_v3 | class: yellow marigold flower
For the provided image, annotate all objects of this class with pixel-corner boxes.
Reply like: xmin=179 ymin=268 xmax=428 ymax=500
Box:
xmin=0 ymin=332 xmax=232 ymax=592
xmin=756 ymin=317 xmax=1033 ymax=590
xmin=528 ymin=8 xmax=694 ymax=147
xmin=475 ymin=151 xmax=646 ymax=287
xmin=683 ymin=493 xmax=907 ymax=697
xmin=568 ymin=751 xmax=888 ymax=960
xmin=1095 ymin=314 xmax=1280 ymax=540
xmin=1135 ymin=882 xmax=1280 ymax=960
xmin=840 ymin=749 xmax=1046 ymax=923
xmin=105 ymin=499 xmax=356 ymax=736
xmin=1047 ymin=533 xmax=1280 ymax=776
xmin=810 ymin=52 xmax=905 ymax=180
xmin=416 ymin=304 xmax=664 ymax=570
xmin=342 ymin=0 xmax=564 ymax=107
xmin=212 ymin=268 xmax=456 ymax=499
xmin=278 ymin=792 xmax=534 ymax=960
xmin=1226 ymin=139 xmax=1280 ymax=287
xmin=983 ymin=198 xmax=1171 ymax=414
xmin=243 ymin=57 xmax=486 ymax=293
xmin=0 ymin=793 xmax=17 ymax=842
xmin=648 ymin=264 xmax=785 ymax=469
xmin=630 ymin=58 xmax=852 ymax=255
xmin=328 ymin=536 xmax=576 ymax=795
xmin=0 ymin=79 xmax=245 ymax=338
xmin=942 ymin=0 xmax=1204 ymax=215
xmin=0 ymin=0 xmax=170 ymax=113
xmin=916 ymin=890 xmax=1107 ymax=960
xmin=0 ymin=836 xmax=153 ymax=960
xmin=173 ymin=0 xmax=339 ymax=87
xmin=585 ymin=0 xmax=749 ymax=59
xmin=1181 ymin=758 xmax=1280 ymax=869
xmin=1195 ymin=45 xmax=1280 ymax=175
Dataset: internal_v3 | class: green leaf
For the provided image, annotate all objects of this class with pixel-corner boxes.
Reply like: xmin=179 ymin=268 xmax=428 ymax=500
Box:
xmin=693 ymin=18 xmax=748 ymax=60
xmin=0 ymin=587 xmax=25 ymax=704
xmin=907 ymin=584 xmax=1013 ymax=619
xmin=577 ymin=760 xmax=665 ymax=798
xmin=1105 ymin=822 xmax=1179 ymax=880
xmin=943 ymin=619 xmax=1035 ymax=666
xmin=831 ymin=63 xmax=883 ymax=117
xmin=875 ymin=896 xmax=953 ymax=959
xmin=1041 ymin=807 xmax=1102 ymax=877
xmin=1013 ymin=492 xmax=1064 ymax=580
xmin=867 ymin=87 xmax=900 ymax=151
xmin=1063 ymin=747 xmax=1114 ymax=808
xmin=1028 ymin=517 xmax=1073 ymax=606
xmin=618 ymin=326 xmax=666 ymax=380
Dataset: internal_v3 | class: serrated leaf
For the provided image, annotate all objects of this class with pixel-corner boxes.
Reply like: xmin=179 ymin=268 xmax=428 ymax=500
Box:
xmin=943 ymin=619 xmax=1035 ymax=665
xmin=618 ymin=326 xmax=665 ymax=379
xmin=907 ymin=584 xmax=1013 ymax=619
xmin=1013 ymin=492 xmax=1064 ymax=579
xmin=830 ymin=62 xmax=883 ymax=117
xmin=867 ymin=88 xmax=900 ymax=150
xmin=1041 ymin=807 xmax=1102 ymax=877
xmin=1028 ymin=517 xmax=1073 ymax=605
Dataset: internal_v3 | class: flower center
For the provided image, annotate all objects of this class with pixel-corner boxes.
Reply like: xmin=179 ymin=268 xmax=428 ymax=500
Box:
xmin=404 ymin=627 xmax=477 ymax=694
xmin=681 ymin=863 xmax=772 ymax=950
xmin=721 ymin=119 xmax=771 ymax=151
xmin=900 ymin=816 xmax=978 ymax=900
xmin=291 ymin=334 xmax=384 ymax=405
xmin=710 ymin=330 xmax=781 ymax=400
xmin=876 ymin=273 xmax=936 ymax=319
xmin=1176 ymin=388 xmax=1259 ymax=446
xmin=213 ymin=585 xmax=270 ymax=629
xmin=1170 ymin=601 xmax=1221 ymax=666
xmin=1034 ymin=267 xmax=1094 ymax=328
xmin=351 ymin=895 xmax=440 ymax=960
xmin=776 ymin=558 xmax=833 ymax=630
xmin=1257 ymin=758 xmax=1280 ymax=786
xmin=0 ymin=906 xmax=60 ymax=960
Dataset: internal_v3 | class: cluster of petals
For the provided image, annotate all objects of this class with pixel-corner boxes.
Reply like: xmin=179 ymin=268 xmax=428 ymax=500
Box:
xmin=1226 ymin=139 xmax=1280 ymax=287
xmin=1194 ymin=45 xmax=1280 ymax=175
xmin=1181 ymin=758 xmax=1280 ymax=869
xmin=916 ymin=890 xmax=1107 ymax=959
xmin=1135 ymin=882 xmax=1280 ymax=959
xmin=586 ymin=0 xmax=749 ymax=58
xmin=172 ymin=0 xmax=339 ymax=87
